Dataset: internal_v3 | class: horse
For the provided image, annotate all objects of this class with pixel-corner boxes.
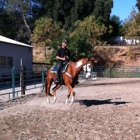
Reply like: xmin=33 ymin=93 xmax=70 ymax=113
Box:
xmin=45 ymin=58 xmax=93 ymax=105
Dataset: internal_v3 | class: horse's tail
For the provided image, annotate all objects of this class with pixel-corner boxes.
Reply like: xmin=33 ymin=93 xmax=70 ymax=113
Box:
xmin=42 ymin=73 xmax=53 ymax=96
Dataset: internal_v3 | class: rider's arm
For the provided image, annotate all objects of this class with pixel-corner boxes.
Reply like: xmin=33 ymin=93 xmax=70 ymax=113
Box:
xmin=65 ymin=49 xmax=70 ymax=61
xmin=56 ymin=48 xmax=65 ymax=61
xmin=56 ymin=56 xmax=65 ymax=61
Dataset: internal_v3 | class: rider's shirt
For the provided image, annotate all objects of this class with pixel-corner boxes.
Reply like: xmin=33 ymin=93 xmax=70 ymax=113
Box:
xmin=56 ymin=47 xmax=70 ymax=63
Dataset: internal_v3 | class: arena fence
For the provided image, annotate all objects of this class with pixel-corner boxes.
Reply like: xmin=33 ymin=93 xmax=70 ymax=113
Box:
xmin=0 ymin=65 xmax=140 ymax=101
xmin=92 ymin=66 xmax=140 ymax=78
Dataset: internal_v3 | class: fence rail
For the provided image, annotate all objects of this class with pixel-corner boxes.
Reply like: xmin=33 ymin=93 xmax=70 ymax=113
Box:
xmin=0 ymin=65 xmax=140 ymax=101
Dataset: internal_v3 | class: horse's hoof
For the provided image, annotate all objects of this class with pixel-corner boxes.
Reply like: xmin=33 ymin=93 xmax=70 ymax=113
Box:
xmin=69 ymin=103 xmax=73 ymax=106
xmin=52 ymin=100 xmax=56 ymax=104
xmin=46 ymin=100 xmax=50 ymax=103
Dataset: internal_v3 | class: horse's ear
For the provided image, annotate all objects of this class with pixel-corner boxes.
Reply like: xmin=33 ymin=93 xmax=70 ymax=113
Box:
xmin=88 ymin=57 xmax=94 ymax=65
xmin=88 ymin=57 xmax=94 ymax=61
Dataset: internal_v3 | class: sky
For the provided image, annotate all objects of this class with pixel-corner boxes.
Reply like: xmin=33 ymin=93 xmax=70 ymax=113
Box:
xmin=111 ymin=0 xmax=138 ymax=21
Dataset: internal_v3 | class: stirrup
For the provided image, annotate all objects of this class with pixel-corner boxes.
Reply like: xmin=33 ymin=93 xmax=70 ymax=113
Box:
xmin=54 ymin=78 xmax=59 ymax=84
xmin=75 ymin=80 xmax=79 ymax=84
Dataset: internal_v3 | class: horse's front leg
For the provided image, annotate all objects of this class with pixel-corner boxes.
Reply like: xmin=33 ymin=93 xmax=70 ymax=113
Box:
xmin=66 ymin=84 xmax=75 ymax=106
xmin=52 ymin=84 xmax=61 ymax=103
xmin=65 ymin=90 xmax=71 ymax=105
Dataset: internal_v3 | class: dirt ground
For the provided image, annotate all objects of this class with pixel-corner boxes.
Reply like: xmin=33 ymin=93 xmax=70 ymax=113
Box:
xmin=0 ymin=78 xmax=140 ymax=140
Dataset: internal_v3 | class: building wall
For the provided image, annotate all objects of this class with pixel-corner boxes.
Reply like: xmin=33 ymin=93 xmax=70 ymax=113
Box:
xmin=0 ymin=42 xmax=33 ymax=76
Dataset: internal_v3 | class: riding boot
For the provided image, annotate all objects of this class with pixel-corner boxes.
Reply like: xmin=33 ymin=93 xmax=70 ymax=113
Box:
xmin=54 ymin=77 xmax=59 ymax=84
xmin=75 ymin=75 xmax=79 ymax=84
xmin=55 ymin=63 xmax=62 ymax=84
xmin=75 ymin=80 xmax=79 ymax=84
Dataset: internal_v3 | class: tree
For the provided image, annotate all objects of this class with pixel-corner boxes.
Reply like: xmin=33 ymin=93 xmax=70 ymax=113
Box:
xmin=136 ymin=0 xmax=140 ymax=11
xmin=122 ymin=9 xmax=138 ymax=36
xmin=68 ymin=34 xmax=91 ymax=61
xmin=37 ymin=0 xmax=113 ymax=30
xmin=0 ymin=0 xmax=5 ymax=12
xmin=110 ymin=15 xmax=122 ymax=36
xmin=126 ymin=12 xmax=140 ymax=36
xmin=0 ymin=0 xmax=41 ymax=43
xmin=71 ymin=16 xmax=107 ymax=46
xmin=30 ymin=17 xmax=65 ymax=59
xmin=93 ymin=0 xmax=113 ymax=25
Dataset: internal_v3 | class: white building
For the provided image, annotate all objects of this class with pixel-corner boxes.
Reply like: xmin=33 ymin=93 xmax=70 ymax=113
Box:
xmin=0 ymin=35 xmax=33 ymax=78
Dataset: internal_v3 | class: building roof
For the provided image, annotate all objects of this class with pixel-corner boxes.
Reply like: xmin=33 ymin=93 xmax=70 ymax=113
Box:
xmin=0 ymin=35 xmax=33 ymax=48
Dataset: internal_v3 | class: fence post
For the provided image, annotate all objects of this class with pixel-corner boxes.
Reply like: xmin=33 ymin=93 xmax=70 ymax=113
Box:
xmin=34 ymin=68 xmax=37 ymax=87
xmin=136 ymin=67 xmax=138 ymax=77
xmin=12 ymin=66 xmax=15 ymax=99
xmin=20 ymin=66 xmax=26 ymax=95
xmin=109 ymin=67 xmax=112 ymax=78
xmin=41 ymin=67 xmax=45 ymax=92
xmin=123 ymin=67 xmax=124 ymax=75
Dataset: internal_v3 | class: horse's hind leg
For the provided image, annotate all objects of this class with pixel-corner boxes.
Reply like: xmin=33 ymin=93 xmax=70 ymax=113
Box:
xmin=52 ymin=84 xmax=61 ymax=103
xmin=45 ymin=77 xmax=53 ymax=103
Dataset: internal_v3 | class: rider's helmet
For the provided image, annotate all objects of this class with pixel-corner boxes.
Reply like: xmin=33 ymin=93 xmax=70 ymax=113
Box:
xmin=62 ymin=39 xmax=68 ymax=44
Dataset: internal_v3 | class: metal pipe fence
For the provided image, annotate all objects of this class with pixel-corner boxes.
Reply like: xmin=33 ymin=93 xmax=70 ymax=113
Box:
xmin=0 ymin=66 xmax=47 ymax=101
xmin=0 ymin=66 xmax=140 ymax=101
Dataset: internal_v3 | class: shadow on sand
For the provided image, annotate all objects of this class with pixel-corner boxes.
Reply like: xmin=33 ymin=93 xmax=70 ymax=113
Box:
xmin=76 ymin=99 xmax=130 ymax=107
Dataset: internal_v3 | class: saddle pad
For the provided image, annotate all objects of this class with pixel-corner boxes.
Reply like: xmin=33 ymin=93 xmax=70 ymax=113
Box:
xmin=50 ymin=65 xmax=57 ymax=73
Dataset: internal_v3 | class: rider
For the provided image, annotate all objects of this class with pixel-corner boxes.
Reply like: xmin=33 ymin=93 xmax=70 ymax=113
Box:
xmin=54 ymin=39 xmax=70 ymax=84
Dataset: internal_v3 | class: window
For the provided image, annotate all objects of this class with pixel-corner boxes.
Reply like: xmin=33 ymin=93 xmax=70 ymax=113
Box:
xmin=0 ymin=56 xmax=6 ymax=66
xmin=0 ymin=56 xmax=13 ymax=67
xmin=7 ymin=56 xmax=13 ymax=66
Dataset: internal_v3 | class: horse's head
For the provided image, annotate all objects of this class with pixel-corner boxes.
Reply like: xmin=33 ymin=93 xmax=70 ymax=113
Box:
xmin=79 ymin=57 xmax=95 ymax=80
xmin=83 ymin=61 xmax=92 ymax=80
xmin=71 ymin=57 xmax=93 ymax=79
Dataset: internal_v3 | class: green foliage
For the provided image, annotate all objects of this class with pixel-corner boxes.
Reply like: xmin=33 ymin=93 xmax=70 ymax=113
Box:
xmin=68 ymin=34 xmax=92 ymax=61
xmin=30 ymin=17 xmax=64 ymax=47
xmin=48 ymin=34 xmax=92 ymax=63
xmin=109 ymin=15 xmax=123 ymax=36
xmin=122 ymin=9 xmax=138 ymax=36
xmin=71 ymin=16 xmax=107 ymax=45
xmin=126 ymin=12 xmax=140 ymax=36
xmin=0 ymin=12 xmax=17 ymax=37
xmin=0 ymin=0 xmax=40 ymax=43
xmin=37 ymin=0 xmax=112 ymax=30
xmin=93 ymin=0 xmax=113 ymax=24
xmin=1 ymin=0 xmax=114 ymax=44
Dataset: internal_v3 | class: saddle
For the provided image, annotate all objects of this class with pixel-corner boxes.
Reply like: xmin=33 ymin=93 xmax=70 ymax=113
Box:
xmin=50 ymin=62 xmax=70 ymax=84
xmin=50 ymin=62 xmax=70 ymax=74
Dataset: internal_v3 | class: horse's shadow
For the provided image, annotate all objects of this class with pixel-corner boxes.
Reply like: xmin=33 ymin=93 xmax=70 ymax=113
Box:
xmin=76 ymin=99 xmax=130 ymax=107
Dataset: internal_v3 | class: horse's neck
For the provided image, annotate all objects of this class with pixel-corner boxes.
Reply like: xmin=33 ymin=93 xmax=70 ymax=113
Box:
xmin=68 ymin=61 xmax=84 ymax=76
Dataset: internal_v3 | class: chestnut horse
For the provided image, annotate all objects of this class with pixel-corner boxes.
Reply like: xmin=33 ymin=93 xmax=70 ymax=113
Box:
xmin=45 ymin=58 xmax=92 ymax=105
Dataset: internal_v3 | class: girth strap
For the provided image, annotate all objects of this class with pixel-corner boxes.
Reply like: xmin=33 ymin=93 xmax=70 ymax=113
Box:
xmin=65 ymin=72 xmax=73 ymax=79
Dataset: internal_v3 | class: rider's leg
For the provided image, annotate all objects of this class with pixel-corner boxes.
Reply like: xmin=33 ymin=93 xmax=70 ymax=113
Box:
xmin=75 ymin=75 xmax=79 ymax=84
xmin=55 ymin=63 xmax=62 ymax=83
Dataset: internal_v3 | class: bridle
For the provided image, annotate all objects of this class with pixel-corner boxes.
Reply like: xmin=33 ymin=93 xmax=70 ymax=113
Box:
xmin=85 ymin=60 xmax=88 ymax=73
